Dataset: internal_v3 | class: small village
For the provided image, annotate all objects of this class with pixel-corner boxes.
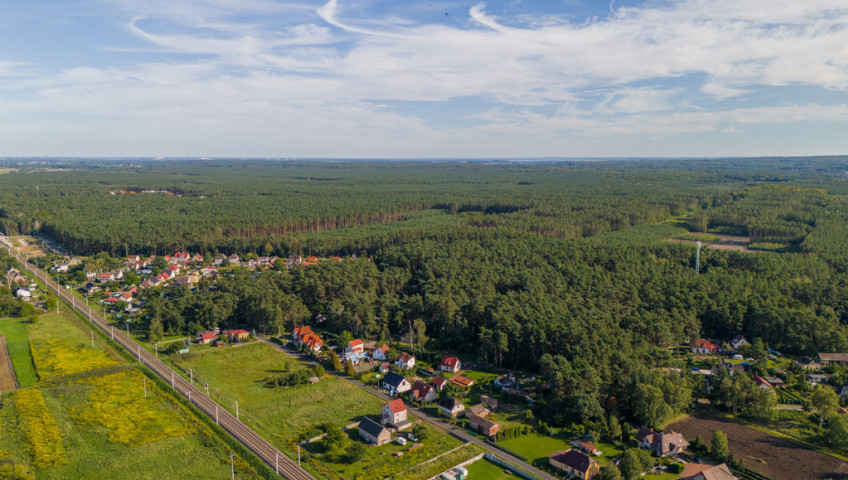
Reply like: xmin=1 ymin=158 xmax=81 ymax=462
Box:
xmin=4 ymin=241 xmax=848 ymax=480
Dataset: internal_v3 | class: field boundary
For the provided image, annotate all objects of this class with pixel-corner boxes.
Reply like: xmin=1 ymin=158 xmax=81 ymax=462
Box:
xmin=0 ymin=336 xmax=19 ymax=391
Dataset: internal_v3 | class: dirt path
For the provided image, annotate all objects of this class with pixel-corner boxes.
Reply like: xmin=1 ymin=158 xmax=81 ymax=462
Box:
xmin=0 ymin=336 xmax=19 ymax=392
xmin=668 ymin=412 xmax=848 ymax=480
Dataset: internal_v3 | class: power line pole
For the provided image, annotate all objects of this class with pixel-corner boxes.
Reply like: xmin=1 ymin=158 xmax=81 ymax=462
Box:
xmin=236 ymin=401 xmax=239 ymax=420
xmin=230 ymin=452 xmax=235 ymax=480
xmin=91 ymin=330 xmax=94 ymax=348
xmin=143 ymin=377 xmax=147 ymax=398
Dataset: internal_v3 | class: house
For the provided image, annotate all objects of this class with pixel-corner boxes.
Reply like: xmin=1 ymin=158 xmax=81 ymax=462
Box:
xmin=15 ymin=288 xmax=31 ymax=299
xmin=468 ymin=414 xmax=499 ymax=437
xmin=213 ymin=254 xmax=227 ymax=266
xmin=548 ymin=450 xmax=600 ymax=479
xmin=346 ymin=339 xmax=365 ymax=356
xmin=692 ymin=339 xmax=720 ymax=354
xmin=395 ymin=353 xmax=416 ymax=370
xmin=382 ymin=399 xmax=411 ymax=430
xmin=382 ymin=372 xmax=411 ymax=395
xmin=494 ymin=374 xmax=516 ymax=390
xmin=359 ymin=417 xmax=391 ymax=446
xmin=292 ymin=325 xmax=314 ymax=340
xmin=679 ymin=462 xmax=738 ymax=480
xmin=411 ymin=381 xmax=438 ymax=403
xmin=794 ymin=358 xmax=822 ymax=370
xmin=838 ymin=407 xmax=848 ymax=415
xmin=379 ymin=362 xmax=390 ymax=374
xmin=764 ymin=376 xmax=785 ymax=388
xmin=98 ymin=272 xmax=115 ymax=283
xmin=730 ymin=335 xmax=749 ymax=350
xmin=200 ymin=266 xmax=217 ymax=277
xmin=372 ymin=344 xmax=390 ymax=361
xmin=196 ymin=331 xmax=217 ymax=345
xmin=226 ymin=329 xmax=250 ymax=342
xmin=438 ymin=397 xmax=465 ymax=418
xmin=480 ymin=395 xmax=498 ymax=411
xmin=635 ymin=427 xmax=689 ymax=457
xmin=439 ymin=355 xmax=462 ymax=373
xmin=815 ymin=353 xmax=848 ymax=366
xmin=292 ymin=325 xmax=324 ymax=353
xmin=570 ymin=439 xmax=600 ymax=455
xmin=465 ymin=404 xmax=489 ymax=418
xmin=5 ymin=268 xmax=27 ymax=285
xmin=711 ymin=362 xmax=746 ymax=376
xmin=838 ymin=385 xmax=848 ymax=400
xmin=432 ymin=376 xmax=448 ymax=391
xmin=450 ymin=375 xmax=474 ymax=389
xmin=752 ymin=376 xmax=773 ymax=390
xmin=286 ymin=255 xmax=303 ymax=267
xmin=806 ymin=373 xmax=829 ymax=385
xmin=228 ymin=254 xmax=240 ymax=265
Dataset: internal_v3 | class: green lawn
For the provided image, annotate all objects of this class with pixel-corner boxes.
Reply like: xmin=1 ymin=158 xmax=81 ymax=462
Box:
xmin=464 ymin=458 xmax=515 ymax=480
xmin=0 ymin=317 xmax=38 ymax=387
xmin=0 ymin=309 xmax=264 ymax=479
xmin=498 ymin=432 xmax=574 ymax=463
xmin=172 ymin=342 xmax=464 ymax=479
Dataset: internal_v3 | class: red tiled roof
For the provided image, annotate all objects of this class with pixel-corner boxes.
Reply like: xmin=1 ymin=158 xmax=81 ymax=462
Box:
xmin=433 ymin=376 xmax=448 ymax=388
xmin=397 ymin=353 xmax=414 ymax=363
xmin=440 ymin=355 xmax=460 ymax=369
xmin=349 ymin=339 xmax=364 ymax=347
xmin=200 ymin=332 xmax=216 ymax=340
xmin=386 ymin=398 xmax=406 ymax=414
xmin=450 ymin=375 xmax=474 ymax=388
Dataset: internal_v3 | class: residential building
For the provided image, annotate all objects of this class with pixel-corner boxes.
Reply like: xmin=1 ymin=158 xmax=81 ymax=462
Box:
xmin=465 ymin=404 xmax=489 ymax=418
xmin=679 ymin=462 xmax=738 ymax=480
xmin=395 ymin=353 xmax=416 ymax=370
xmin=411 ymin=381 xmax=437 ymax=403
xmin=815 ymin=353 xmax=848 ymax=366
xmin=196 ymin=331 xmax=216 ymax=345
xmin=570 ymin=439 xmax=599 ymax=455
xmin=838 ymin=384 xmax=848 ymax=400
xmin=751 ymin=376 xmax=773 ymax=390
xmin=548 ymin=449 xmax=599 ymax=479
xmin=382 ymin=372 xmax=411 ymax=395
xmin=730 ymin=335 xmax=749 ymax=350
xmin=225 ymin=329 xmax=250 ymax=342
xmin=468 ymin=414 xmax=499 ymax=437
xmin=382 ymin=399 xmax=411 ymax=430
xmin=346 ymin=339 xmax=365 ymax=356
xmin=635 ymin=427 xmax=689 ymax=457
xmin=438 ymin=397 xmax=465 ymax=418
xmin=359 ymin=417 xmax=391 ymax=446
xmin=432 ymin=376 xmax=448 ymax=391
xmin=439 ymin=355 xmax=462 ymax=373
xmin=692 ymin=339 xmax=720 ymax=354
xmin=372 ymin=344 xmax=390 ymax=361
xmin=494 ymin=374 xmax=516 ymax=390
xmin=450 ymin=375 xmax=474 ymax=389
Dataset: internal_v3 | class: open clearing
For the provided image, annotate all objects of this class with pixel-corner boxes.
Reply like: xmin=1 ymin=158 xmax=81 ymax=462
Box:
xmin=669 ymin=412 xmax=848 ymax=480
xmin=670 ymin=233 xmax=757 ymax=252
xmin=0 ymin=336 xmax=18 ymax=391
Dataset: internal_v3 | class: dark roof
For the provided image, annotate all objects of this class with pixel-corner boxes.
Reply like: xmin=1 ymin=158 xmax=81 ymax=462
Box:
xmin=549 ymin=449 xmax=596 ymax=474
xmin=439 ymin=397 xmax=461 ymax=410
xmin=383 ymin=371 xmax=406 ymax=388
xmin=359 ymin=417 xmax=386 ymax=438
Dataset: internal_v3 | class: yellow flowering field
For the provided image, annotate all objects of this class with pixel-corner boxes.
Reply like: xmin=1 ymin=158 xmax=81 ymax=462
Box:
xmin=30 ymin=338 xmax=118 ymax=380
xmin=14 ymin=389 xmax=67 ymax=468
xmin=71 ymin=370 xmax=194 ymax=445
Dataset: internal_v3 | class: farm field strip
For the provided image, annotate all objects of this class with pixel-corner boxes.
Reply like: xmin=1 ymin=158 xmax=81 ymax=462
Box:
xmin=11 ymin=251 xmax=316 ymax=480
xmin=0 ymin=318 xmax=38 ymax=387
xmin=0 ymin=336 xmax=18 ymax=391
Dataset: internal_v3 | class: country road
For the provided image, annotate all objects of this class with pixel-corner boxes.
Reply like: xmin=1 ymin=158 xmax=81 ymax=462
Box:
xmin=256 ymin=337 xmax=558 ymax=480
xmin=11 ymin=247 xmax=315 ymax=480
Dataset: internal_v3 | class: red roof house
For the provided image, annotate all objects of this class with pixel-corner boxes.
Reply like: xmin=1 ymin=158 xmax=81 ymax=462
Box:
xmin=439 ymin=355 xmax=462 ymax=373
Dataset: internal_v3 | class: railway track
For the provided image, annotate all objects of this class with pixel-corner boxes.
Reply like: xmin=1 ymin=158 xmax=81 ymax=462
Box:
xmin=12 ymin=248 xmax=316 ymax=480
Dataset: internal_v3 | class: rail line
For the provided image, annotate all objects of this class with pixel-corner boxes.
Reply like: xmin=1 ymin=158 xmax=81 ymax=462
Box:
xmin=12 ymin=248 xmax=316 ymax=480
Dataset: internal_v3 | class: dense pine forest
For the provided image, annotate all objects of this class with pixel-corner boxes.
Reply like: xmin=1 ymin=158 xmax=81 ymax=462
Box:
xmin=3 ymin=157 xmax=848 ymax=428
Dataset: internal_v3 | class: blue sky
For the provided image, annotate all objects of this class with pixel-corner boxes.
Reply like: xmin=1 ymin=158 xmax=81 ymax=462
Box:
xmin=2 ymin=0 xmax=848 ymax=158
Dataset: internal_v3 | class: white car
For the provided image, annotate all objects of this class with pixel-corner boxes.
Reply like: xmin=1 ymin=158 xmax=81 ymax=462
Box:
xmin=396 ymin=437 xmax=407 ymax=446
xmin=408 ymin=433 xmax=418 ymax=442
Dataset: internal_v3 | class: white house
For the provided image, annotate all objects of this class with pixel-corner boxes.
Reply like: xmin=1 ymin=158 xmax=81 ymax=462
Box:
xmin=372 ymin=344 xmax=390 ymax=361
xmin=395 ymin=353 xmax=416 ymax=370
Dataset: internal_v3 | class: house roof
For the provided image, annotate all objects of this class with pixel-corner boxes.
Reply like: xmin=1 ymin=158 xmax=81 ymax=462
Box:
xmin=231 ymin=329 xmax=249 ymax=335
xmin=397 ymin=353 xmax=414 ymax=363
xmin=440 ymin=355 xmax=461 ymax=369
xmin=359 ymin=417 xmax=387 ymax=438
xmin=375 ymin=344 xmax=389 ymax=354
xmin=818 ymin=353 xmax=848 ymax=362
xmin=752 ymin=376 xmax=773 ymax=389
xmin=439 ymin=397 xmax=463 ymax=410
xmin=382 ymin=371 xmax=407 ymax=388
xmin=433 ymin=376 xmax=448 ymax=389
xmin=349 ymin=339 xmax=364 ymax=347
xmin=635 ymin=426 xmax=655 ymax=442
xmin=549 ymin=450 xmax=597 ymax=474
xmin=411 ymin=380 xmax=433 ymax=395
xmin=469 ymin=414 xmax=498 ymax=431
xmin=199 ymin=332 xmax=216 ymax=340
xmin=293 ymin=325 xmax=313 ymax=337
xmin=467 ymin=404 xmax=488 ymax=417
xmin=450 ymin=375 xmax=474 ymax=388
xmin=385 ymin=399 xmax=406 ymax=414
xmin=680 ymin=463 xmax=736 ymax=480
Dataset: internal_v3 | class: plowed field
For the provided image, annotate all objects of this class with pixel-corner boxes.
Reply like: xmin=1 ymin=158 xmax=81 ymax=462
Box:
xmin=0 ymin=336 xmax=19 ymax=391
xmin=669 ymin=413 xmax=848 ymax=480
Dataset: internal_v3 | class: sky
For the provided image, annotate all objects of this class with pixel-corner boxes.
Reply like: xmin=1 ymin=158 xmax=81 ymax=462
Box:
xmin=1 ymin=0 xmax=848 ymax=158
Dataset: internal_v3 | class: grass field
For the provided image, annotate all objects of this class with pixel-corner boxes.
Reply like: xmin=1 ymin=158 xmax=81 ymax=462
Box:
xmin=0 ymin=309 xmax=265 ymax=479
xmin=464 ymin=458 xmax=515 ymax=480
xmin=0 ymin=317 xmax=38 ymax=387
xmin=172 ymin=342 xmax=464 ymax=479
xmin=497 ymin=432 xmax=575 ymax=463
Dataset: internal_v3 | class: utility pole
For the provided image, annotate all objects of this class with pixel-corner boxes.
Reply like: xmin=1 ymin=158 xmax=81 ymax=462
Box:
xmin=137 ymin=345 xmax=141 ymax=361
xmin=205 ymin=383 xmax=209 ymax=396
xmin=143 ymin=377 xmax=147 ymax=398
xmin=111 ymin=326 xmax=114 ymax=340
xmin=298 ymin=444 xmax=301 ymax=466
xmin=236 ymin=401 xmax=239 ymax=419
xmin=275 ymin=452 xmax=279 ymax=474
xmin=230 ymin=452 xmax=235 ymax=479
xmin=171 ymin=371 xmax=174 ymax=388
xmin=216 ymin=405 xmax=219 ymax=425
xmin=91 ymin=330 xmax=94 ymax=348
xmin=154 ymin=343 xmax=158 ymax=358
xmin=190 ymin=368 xmax=193 ymax=385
